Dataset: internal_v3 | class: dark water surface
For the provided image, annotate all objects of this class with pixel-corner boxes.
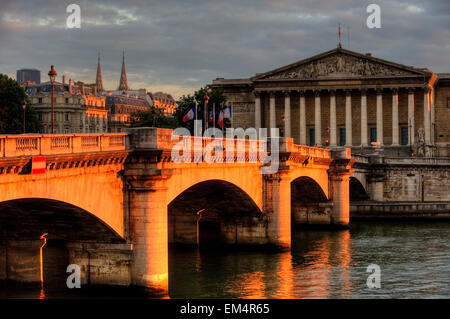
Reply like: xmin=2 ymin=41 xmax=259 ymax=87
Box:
xmin=2 ymin=221 xmax=449 ymax=299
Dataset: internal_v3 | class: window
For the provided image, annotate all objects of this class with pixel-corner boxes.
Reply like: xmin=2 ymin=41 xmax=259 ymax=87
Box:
xmin=65 ymin=113 xmax=69 ymax=121
xmin=38 ymin=113 xmax=42 ymax=121
xmin=38 ymin=98 xmax=42 ymax=104
xmin=65 ymin=98 xmax=69 ymax=104
xmin=401 ymin=127 xmax=408 ymax=145
xmin=370 ymin=128 xmax=377 ymax=143
xmin=309 ymin=129 xmax=315 ymax=146
xmin=339 ymin=128 xmax=346 ymax=146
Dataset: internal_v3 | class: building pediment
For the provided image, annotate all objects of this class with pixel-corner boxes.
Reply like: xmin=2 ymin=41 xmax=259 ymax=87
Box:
xmin=253 ymin=48 xmax=429 ymax=81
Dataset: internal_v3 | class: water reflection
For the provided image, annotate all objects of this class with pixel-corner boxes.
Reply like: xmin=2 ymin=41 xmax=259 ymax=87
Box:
xmin=169 ymin=222 xmax=449 ymax=299
xmin=1 ymin=221 xmax=449 ymax=299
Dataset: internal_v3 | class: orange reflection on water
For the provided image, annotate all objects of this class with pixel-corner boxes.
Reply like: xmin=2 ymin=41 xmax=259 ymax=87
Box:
xmin=295 ymin=235 xmax=332 ymax=299
xmin=273 ymin=252 xmax=295 ymax=299
xmin=235 ymin=271 xmax=266 ymax=299
xmin=336 ymin=230 xmax=352 ymax=298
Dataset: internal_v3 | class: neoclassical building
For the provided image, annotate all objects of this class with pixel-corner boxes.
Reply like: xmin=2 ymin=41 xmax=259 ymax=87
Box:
xmin=25 ymin=79 xmax=108 ymax=134
xmin=211 ymin=47 xmax=450 ymax=157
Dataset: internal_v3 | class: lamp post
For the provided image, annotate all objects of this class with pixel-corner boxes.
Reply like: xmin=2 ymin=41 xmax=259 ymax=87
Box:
xmin=22 ymin=100 xmax=27 ymax=134
xmin=48 ymin=65 xmax=57 ymax=134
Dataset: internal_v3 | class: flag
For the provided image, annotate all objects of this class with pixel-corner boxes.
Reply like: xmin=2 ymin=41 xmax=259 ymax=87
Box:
xmin=209 ymin=103 xmax=216 ymax=123
xmin=182 ymin=103 xmax=196 ymax=122
xmin=204 ymin=94 xmax=210 ymax=130
xmin=217 ymin=104 xmax=224 ymax=128
xmin=223 ymin=102 xmax=232 ymax=119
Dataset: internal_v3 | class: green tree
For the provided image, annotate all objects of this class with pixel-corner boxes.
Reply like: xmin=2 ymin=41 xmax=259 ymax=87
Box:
xmin=132 ymin=105 xmax=178 ymax=129
xmin=175 ymin=87 xmax=228 ymax=134
xmin=0 ymin=74 xmax=41 ymax=134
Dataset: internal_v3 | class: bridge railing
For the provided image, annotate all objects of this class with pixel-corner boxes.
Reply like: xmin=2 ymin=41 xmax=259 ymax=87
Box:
xmin=172 ymin=135 xmax=266 ymax=162
xmin=0 ymin=134 xmax=127 ymax=158
xmin=281 ymin=138 xmax=331 ymax=159
xmin=128 ymin=128 xmax=333 ymax=162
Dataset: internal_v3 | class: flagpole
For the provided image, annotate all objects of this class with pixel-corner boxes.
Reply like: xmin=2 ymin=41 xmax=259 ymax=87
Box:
xmin=213 ymin=102 xmax=215 ymax=129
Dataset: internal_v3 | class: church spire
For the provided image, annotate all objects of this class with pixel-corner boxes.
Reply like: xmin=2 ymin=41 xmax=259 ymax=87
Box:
xmin=96 ymin=52 xmax=104 ymax=92
xmin=118 ymin=50 xmax=129 ymax=91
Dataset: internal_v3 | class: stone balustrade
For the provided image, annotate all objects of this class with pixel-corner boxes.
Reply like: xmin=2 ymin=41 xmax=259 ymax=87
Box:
xmin=127 ymin=127 xmax=333 ymax=163
xmin=0 ymin=133 xmax=127 ymax=158
xmin=281 ymin=137 xmax=331 ymax=159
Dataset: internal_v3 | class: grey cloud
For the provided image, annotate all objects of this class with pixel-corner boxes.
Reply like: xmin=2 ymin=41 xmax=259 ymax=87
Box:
xmin=0 ymin=0 xmax=449 ymax=98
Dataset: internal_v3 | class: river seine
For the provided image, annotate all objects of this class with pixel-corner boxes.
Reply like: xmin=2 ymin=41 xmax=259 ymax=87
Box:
xmin=1 ymin=221 xmax=449 ymax=299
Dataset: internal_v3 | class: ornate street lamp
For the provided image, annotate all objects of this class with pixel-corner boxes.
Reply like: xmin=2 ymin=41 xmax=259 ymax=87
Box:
xmin=48 ymin=65 xmax=57 ymax=134
xmin=22 ymin=100 xmax=27 ymax=134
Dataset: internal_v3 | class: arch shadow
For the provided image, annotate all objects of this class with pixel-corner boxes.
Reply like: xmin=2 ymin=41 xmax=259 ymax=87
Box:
xmin=349 ymin=177 xmax=370 ymax=201
xmin=291 ymin=176 xmax=332 ymax=228
xmin=0 ymin=198 xmax=124 ymax=242
xmin=168 ymin=180 xmax=263 ymax=247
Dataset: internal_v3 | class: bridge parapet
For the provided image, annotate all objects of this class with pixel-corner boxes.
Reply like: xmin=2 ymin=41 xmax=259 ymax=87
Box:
xmin=280 ymin=137 xmax=331 ymax=159
xmin=128 ymin=127 xmax=267 ymax=163
xmin=0 ymin=133 xmax=127 ymax=158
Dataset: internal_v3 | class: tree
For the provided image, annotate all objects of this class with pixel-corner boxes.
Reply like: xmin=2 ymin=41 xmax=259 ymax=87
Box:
xmin=175 ymin=87 xmax=228 ymax=134
xmin=0 ymin=74 xmax=41 ymax=134
xmin=132 ymin=105 xmax=178 ymax=129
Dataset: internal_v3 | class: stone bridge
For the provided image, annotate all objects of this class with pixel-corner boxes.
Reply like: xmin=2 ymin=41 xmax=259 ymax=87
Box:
xmin=0 ymin=129 xmax=353 ymax=295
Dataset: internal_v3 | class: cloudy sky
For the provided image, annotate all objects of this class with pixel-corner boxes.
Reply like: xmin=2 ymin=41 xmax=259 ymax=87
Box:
xmin=0 ymin=0 xmax=449 ymax=99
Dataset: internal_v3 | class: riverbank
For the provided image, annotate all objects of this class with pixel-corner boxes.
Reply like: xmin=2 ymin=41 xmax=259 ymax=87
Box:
xmin=351 ymin=201 xmax=450 ymax=219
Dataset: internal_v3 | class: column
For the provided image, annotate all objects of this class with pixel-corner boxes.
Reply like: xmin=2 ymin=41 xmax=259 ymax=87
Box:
xmin=314 ymin=90 xmax=321 ymax=145
xmin=299 ymin=91 xmax=306 ymax=145
xmin=329 ymin=90 xmax=337 ymax=146
xmin=361 ymin=89 xmax=368 ymax=146
xmin=345 ymin=90 xmax=352 ymax=146
xmin=82 ymin=113 xmax=86 ymax=133
xmin=269 ymin=92 xmax=276 ymax=133
xmin=99 ymin=115 xmax=103 ymax=133
xmin=128 ymin=175 xmax=169 ymax=295
xmin=254 ymin=92 xmax=261 ymax=131
xmin=431 ymin=88 xmax=435 ymax=145
xmin=424 ymin=87 xmax=431 ymax=144
xmin=284 ymin=91 xmax=291 ymax=138
xmin=391 ymin=88 xmax=399 ymax=145
xmin=408 ymin=88 xmax=415 ymax=145
xmin=376 ymin=89 xmax=383 ymax=145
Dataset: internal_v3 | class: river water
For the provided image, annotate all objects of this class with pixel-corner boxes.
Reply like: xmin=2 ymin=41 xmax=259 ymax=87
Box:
xmin=1 ymin=221 xmax=449 ymax=299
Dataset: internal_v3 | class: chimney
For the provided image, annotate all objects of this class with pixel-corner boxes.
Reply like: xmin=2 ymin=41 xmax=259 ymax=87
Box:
xmin=366 ymin=53 xmax=372 ymax=57
xmin=62 ymin=75 xmax=66 ymax=85
xmin=69 ymin=79 xmax=73 ymax=94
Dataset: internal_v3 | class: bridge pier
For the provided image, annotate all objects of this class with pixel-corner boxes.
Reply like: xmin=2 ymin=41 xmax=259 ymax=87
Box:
xmin=328 ymin=148 xmax=355 ymax=227
xmin=264 ymin=172 xmax=291 ymax=249
xmin=0 ymin=240 xmax=41 ymax=283
xmin=126 ymin=173 xmax=169 ymax=295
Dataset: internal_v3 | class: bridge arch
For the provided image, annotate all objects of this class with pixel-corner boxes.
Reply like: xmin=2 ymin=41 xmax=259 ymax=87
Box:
xmin=168 ymin=179 xmax=265 ymax=246
xmin=349 ymin=176 xmax=370 ymax=201
xmin=290 ymin=175 xmax=332 ymax=226
xmin=287 ymin=168 xmax=329 ymax=198
xmin=0 ymin=169 xmax=125 ymax=238
xmin=0 ymin=198 xmax=124 ymax=242
xmin=165 ymin=164 xmax=263 ymax=211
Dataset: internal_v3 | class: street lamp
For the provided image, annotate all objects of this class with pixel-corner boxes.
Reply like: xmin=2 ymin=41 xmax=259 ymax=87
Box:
xmin=22 ymin=100 xmax=27 ymax=134
xmin=48 ymin=65 xmax=57 ymax=134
